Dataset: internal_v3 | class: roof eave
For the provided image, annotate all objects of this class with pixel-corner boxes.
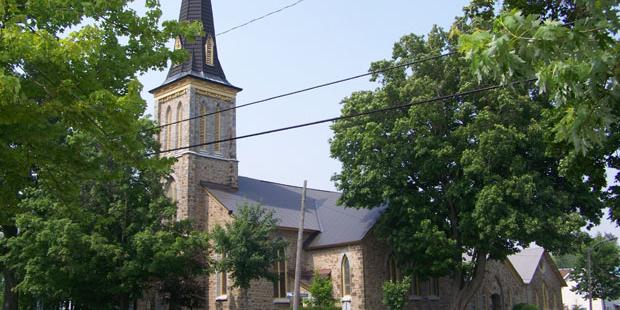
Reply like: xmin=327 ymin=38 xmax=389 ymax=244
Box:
xmin=149 ymin=73 xmax=243 ymax=94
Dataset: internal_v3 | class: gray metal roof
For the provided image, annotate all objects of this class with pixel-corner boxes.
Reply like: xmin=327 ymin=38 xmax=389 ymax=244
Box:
xmin=203 ymin=176 xmax=385 ymax=249
xmin=507 ymin=247 xmax=545 ymax=284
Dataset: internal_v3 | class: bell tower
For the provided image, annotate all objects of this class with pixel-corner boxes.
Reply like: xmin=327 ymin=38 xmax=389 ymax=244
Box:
xmin=151 ymin=0 xmax=241 ymax=224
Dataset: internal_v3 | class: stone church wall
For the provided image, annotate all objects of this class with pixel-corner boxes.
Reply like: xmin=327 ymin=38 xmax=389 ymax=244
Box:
xmin=304 ymin=243 xmax=366 ymax=310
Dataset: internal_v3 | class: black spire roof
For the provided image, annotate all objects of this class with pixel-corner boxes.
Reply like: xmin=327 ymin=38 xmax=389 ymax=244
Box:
xmin=153 ymin=0 xmax=241 ymax=92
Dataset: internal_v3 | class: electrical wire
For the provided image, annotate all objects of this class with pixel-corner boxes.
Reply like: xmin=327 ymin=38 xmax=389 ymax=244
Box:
xmin=216 ymin=0 xmax=307 ymax=37
xmin=153 ymin=78 xmax=537 ymax=155
xmin=152 ymin=52 xmax=457 ymax=131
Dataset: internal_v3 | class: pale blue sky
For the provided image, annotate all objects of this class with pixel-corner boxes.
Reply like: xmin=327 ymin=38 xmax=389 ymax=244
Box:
xmin=136 ymin=0 xmax=618 ymax=238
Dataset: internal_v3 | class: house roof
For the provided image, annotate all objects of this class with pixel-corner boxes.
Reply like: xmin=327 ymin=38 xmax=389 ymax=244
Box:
xmin=508 ymin=247 xmax=545 ymax=284
xmin=203 ymin=176 xmax=385 ymax=249
xmin=151 ymin=0 xmax=241 ymax=93
xmin=507 ymin=247 xmax=567 ymax=287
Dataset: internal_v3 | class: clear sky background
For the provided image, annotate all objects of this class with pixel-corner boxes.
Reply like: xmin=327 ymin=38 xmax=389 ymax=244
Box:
xmin=136 ymin=0 xmax=618 ymax=239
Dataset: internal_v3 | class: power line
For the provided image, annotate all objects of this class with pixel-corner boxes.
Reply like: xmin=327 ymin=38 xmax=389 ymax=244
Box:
xmin=152 ymin=52 xmax=457 ymax=131
xmin=153 ymin=78 xmax=537 ymax=155
xmin=216 ymin=0 xmax=307 ymax=37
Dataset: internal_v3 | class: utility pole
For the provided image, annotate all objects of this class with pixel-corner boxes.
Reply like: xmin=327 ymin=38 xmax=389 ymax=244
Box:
xmin=587 ymin=247 xmax=593 ymax=310
xmin=586 ymin=236 xmax=618 ymax=310
xmin=293 ymin=180 xmax=307 ymax=310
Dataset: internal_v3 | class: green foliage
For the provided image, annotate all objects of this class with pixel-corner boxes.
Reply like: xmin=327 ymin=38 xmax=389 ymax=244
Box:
xmin=513 ymin=304 xmax=539 ymax=310
xmin=308 ymin=273 xmax=334 ymax=308
xmin=382 ymin=276 xmax=411 ymax=310
xmin=0 ymin=0 xmax=203 ymax=308
xmin=212 ymin=204 xmax=288 ymax=290
xmin=330 ymin=3 xmax=608 ymax=307
xmin=571 ymin=305 xmax=586 ymax=310
xmin=570 ymin=234 xmax=620 ymax=300
xmin=553 ymin=253 xmax=579 ymax=269
xmin=3 ymin=128 xmax=210 ymax=308
xmin=458 ymin=0 xmax=620 ymax=224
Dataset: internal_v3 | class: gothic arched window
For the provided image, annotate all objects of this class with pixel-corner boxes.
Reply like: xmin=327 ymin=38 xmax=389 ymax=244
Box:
xmin=429 ymin=277 xmax=440 ymax=297
xmin=216 ymin=253 xmax=227 ymax=298
xmin=175 ymin=103 xmax=183 ymax=149
xmin=165 ymin=106 xmax=172 ymax=151
xmin=205 ymin=36 xmax=214 ymax=66
xmin=273 ymin=249 xmax=287 ymax=299
xmin=214 ymin=104 xmax=221 ymax=153
xmin=387 ymin=254 xmax=400 ymax=282
xmin=174 ymin=36 xmax=182 ymax=50
xmin=199 ymin=104 xmax=207 ymax=150
xmin=542 ymin=282 xmax=549 ymax=310
xmin=341 ymin=255 xmax=351 ymax=297
xmin=165 ymin=178 xmax=176 ymax=202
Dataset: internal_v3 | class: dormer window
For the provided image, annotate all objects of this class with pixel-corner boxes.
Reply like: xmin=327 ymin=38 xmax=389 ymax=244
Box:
xmin=205 ymin=35 xmax=215 ymax=66
xmin=174 ymin=36 xmax=182 ymax=50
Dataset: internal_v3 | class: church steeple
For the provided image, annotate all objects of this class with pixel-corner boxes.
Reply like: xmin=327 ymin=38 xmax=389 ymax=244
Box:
xmin=157 ymin=0 xmax=240 ymax=91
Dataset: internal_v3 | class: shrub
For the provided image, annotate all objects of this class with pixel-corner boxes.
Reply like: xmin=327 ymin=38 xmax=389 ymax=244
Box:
xmin=308 ymin=273 xmax=334 ymax=308
xmin=382 ymin=276 xmax=411 ymax=310
xmin=513 ymin=304 xmax=539 ymax=310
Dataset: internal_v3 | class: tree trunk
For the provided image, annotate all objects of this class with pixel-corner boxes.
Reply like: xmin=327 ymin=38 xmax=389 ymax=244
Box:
xmin=448 ymin=252 xmax=488 ymax=310
xmin=2 ymin=225 xmax=18 ymax=310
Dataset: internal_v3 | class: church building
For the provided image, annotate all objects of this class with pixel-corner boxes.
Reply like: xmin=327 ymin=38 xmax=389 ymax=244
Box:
xmin=146 ymin=1 xmax=567 ymax=309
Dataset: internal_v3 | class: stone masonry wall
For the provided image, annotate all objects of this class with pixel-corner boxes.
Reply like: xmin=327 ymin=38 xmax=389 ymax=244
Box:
xmin=526 ymin=254 xmax=565 ymax=310
xmin=206 ymin=194 xmax=314 ymax=310
xmin=304 ymin=244 xmax=366 ymax=310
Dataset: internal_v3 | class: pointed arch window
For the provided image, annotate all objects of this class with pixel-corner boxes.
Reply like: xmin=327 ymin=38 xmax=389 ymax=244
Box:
xmin=214 ymin=105 xmax=221 ymax=153
xmin=542 ymin=282 xmax=549 ymax=310
xmin=387 ymin=254 xmax=401 ymax=282
xmin=410 ymin=276 xmax=421 ymax=297
xmin=174 ymin=36 xmax=182 ymax=50
xmin=205 ymin=35 xmax=215 ymax=66
xmin=199 ymin=104 xmax=207 ymax=150
xmin=176 ymin=103 xmax=183 ymax=149
xmin=429 ymin=277 xmax=440 ymax=297
xmin=273 ymin=249 xmax=287 ymax=299
xmin=165 ymin=106 xmax=172 ymax=151
xmin=216 ymin=253 xmax=227 ymax=298
xmin=165 ymin=179 xmax=177 ymax=202
xmin=341 ymin=255 xmax=351 ymax=297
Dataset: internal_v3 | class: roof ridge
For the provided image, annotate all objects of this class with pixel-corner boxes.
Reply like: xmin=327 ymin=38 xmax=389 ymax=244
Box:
xmin=238 ymin=175 xmax=341 ymax=194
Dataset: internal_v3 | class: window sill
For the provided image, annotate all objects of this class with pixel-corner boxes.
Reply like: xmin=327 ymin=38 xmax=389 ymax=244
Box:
xmin=216 ymin=295 xmax=228 ymax=302
xmin=273 ymin=298 xmax=290 ymax=304
xmin=341 ymin=296 xmax=352 ymax=302
xmin=409 ymin=295 xmax=423 ymax=301
xmin=427 ymin=295 xmax=440 ymax=301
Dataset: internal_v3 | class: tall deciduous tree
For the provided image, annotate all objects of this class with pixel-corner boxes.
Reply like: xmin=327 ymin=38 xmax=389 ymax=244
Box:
xmin=330 ymin=7 xmax=606 ymax=310
xmin=0 ymin=0 xmax=201 ymax=309
xmin=3 ymin=127 xmax=210 ymax=309
xmin=212 ymin=204 xmax=288 ymax=290
xmin=211 ymin=204 xmax=287 ymax=305
xmin=458 ymin=0 xmax=620 ymax=224
xmin=570 ymin=234 xmax=620 ymax=302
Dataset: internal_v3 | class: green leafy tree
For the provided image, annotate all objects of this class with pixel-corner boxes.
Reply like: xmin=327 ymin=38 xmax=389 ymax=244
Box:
xmin=3 ymin=128 xmax=210 ymax=309
xmin=553 ymin=253 xmax=579 ymax=269
xmin=458 ymin=1 xmax=620 ymax=224
xmin=513 ymin=304 xmax=539 ymax=310
xmin=211 ymin=204 xmax=287 ymax=306
xmin=570 ymin=234 xmax=620 ymax=302
xmin=382 ymin=276 xmax=411 ymax=310
xmin=330 ymin=8 xmax=605 ymax=310
xmin=308 ymin=273 xmax=334 ymax=309
xmin=0 ymin=0 xmax=201 ymax=308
